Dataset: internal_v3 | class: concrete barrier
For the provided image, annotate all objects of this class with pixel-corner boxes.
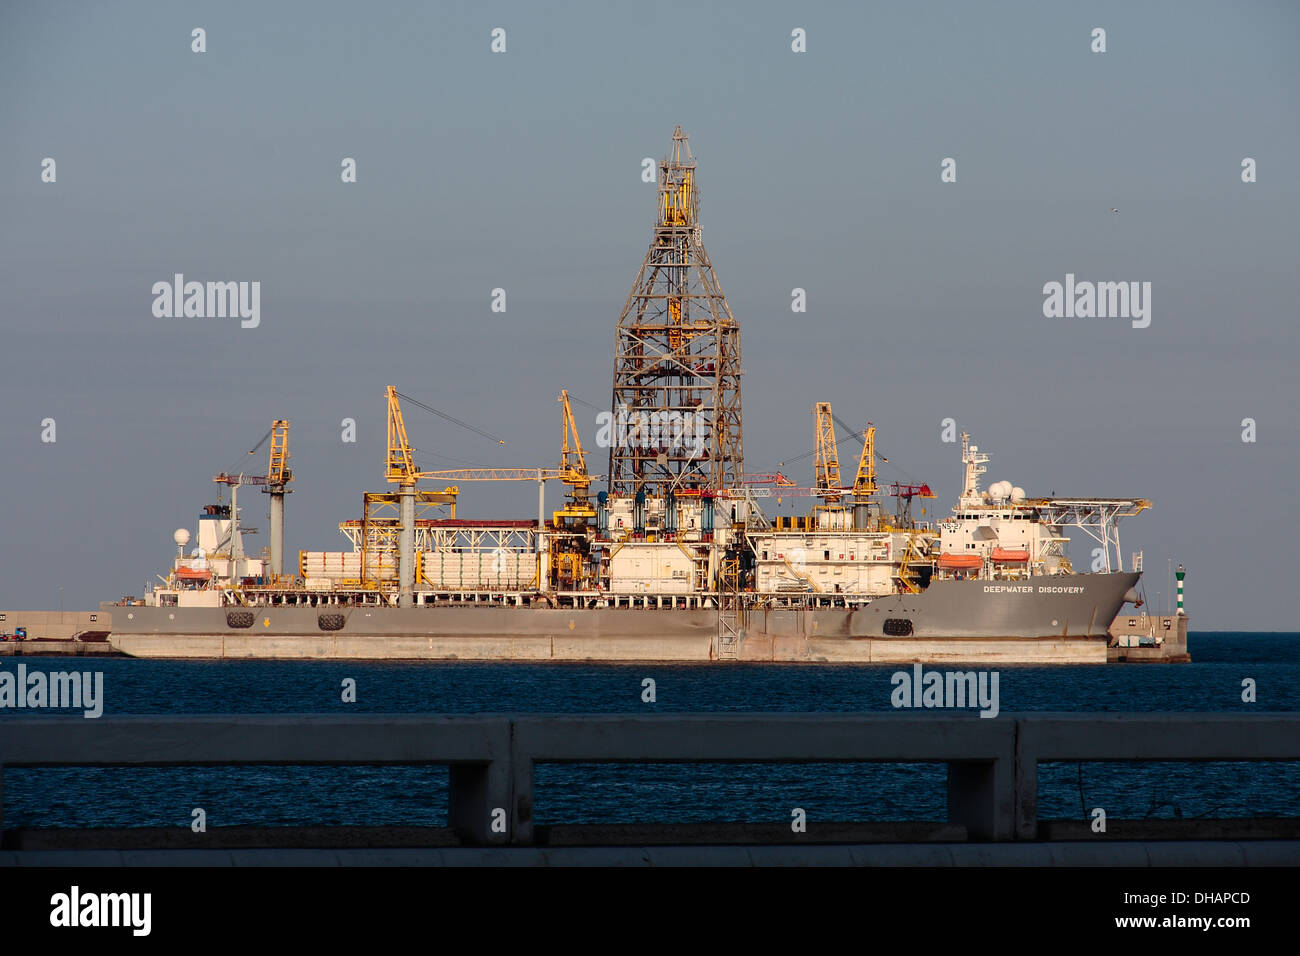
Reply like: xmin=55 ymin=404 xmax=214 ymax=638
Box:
xmin=0 ymin=716 xmax=511 ymax=845
xmin=509 ymin=714 xmax=1017 ymax=841
xmin=1013 ymin=713 xmax=1300 ymax=838
xmin=1 ymin=713 xmax=1297 ymax=848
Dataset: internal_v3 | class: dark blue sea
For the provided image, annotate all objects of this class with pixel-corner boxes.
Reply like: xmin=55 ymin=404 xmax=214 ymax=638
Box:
xmin=2 ymin=632 xmax=1296 ymax=829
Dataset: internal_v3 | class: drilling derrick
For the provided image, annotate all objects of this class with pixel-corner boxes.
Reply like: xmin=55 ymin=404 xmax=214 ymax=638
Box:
xmin=608 ymin=125 xmax=743 ymax=496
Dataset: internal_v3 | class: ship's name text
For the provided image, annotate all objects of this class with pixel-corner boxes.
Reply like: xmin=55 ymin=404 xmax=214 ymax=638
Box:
xmin=984 ymin=585 xmax=1085 ymax=594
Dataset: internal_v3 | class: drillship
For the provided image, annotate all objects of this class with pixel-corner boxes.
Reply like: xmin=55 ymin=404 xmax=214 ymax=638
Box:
xmin=103 ymin=127 xmax=1150 ymax=664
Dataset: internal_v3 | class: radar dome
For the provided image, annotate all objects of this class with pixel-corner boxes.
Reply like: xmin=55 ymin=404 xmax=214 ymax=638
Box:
xmin=173 ymin=528 xmax=191 ymax=545
xmin=1011 ymin=486 xmax=1026 ymax=502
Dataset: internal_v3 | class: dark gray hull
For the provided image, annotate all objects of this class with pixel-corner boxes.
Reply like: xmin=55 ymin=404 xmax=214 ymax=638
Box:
xmin=841 ymin=572 xmax=1141 ymax=639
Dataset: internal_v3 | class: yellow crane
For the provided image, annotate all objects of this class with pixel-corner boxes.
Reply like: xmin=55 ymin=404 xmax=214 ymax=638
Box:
xmin=850 ymin=422 xmax=876 ymax=501
xmin=554 ymin=389 xmax=594 ymax=524
xmin=264 ymin=420 xmax=291 ymax=578
xmin=848 ymin=420 xmax=879 ymax=533
xmin=830 ymin=408 xmax=899 ymax=530
xmin=266 ymin=420 xmax=291 ymax=486
xmin=392 ymin=387 xmax=595 ymax=524
xmin=385 ymin=386 xmax=416 ymax=485
xmin=383 ymin=387 xmax=461 ymax=605
xmin=211 ymin=419 xmax=295 ymax=579
xmin=386 ymin=386 xmax=598 ymax=593
xmin=813 ymin=402 xmax=843 ymax=503
xmin=387 ymin=385 xmax=550 ymax=487
xmin=386 ymin=385 xmax=509 ymax=484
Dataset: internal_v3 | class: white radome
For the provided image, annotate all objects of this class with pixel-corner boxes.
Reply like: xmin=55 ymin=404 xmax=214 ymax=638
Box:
xmin=1011 ymin=486 xmax=1026 ymax=502
xmin=173 ymin=528 xmax=191 ymax=545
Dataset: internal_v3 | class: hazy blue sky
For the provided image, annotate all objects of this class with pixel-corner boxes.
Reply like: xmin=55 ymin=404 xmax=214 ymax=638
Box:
xmin=2 ymin=1 xmax=1296 ymax=627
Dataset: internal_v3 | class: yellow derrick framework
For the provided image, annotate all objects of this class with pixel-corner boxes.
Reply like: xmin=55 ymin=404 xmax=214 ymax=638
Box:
xmin=664 ymin=169 xmax=691 ymax=350
xmin=660 ymin=168 xmax=693 ymax=227
xmin=813 ymin=402 xmax=842 ymax=503
xmin=668 ymin=297 xmax=683 ymax=351
xmin=661 ymin=146 xmax=693 ymax=351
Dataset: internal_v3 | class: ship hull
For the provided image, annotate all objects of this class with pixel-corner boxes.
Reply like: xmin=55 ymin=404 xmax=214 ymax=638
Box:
xmin=100 ymin=572 xmax=1139 ymax=665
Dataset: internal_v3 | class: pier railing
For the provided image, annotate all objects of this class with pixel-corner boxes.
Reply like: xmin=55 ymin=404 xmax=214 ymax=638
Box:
xmin=1 ymin=713 xmax=1297 ymax=845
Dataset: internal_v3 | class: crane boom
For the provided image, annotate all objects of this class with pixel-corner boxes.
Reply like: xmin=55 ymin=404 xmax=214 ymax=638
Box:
xmin=386 ymin=386 xmax=416 ymax=485
xmin=852 ymin=424 xmax=877 ymax=499
xmin=266 ymin=419 xmax=291 ymax=487
xmin=418 ymin=468 xmax=562 ymax=481
xmin=813 ymin=402 xmax=843 ymax=502
xmin=246 ymin=426 xmax=274 ymax=458
xmin=558 ymin=390 xmax=590 ymax=492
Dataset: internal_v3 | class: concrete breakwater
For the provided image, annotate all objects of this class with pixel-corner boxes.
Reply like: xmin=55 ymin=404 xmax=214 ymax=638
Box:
xmin=1108 ymin=614 xmax=1191 ymax=662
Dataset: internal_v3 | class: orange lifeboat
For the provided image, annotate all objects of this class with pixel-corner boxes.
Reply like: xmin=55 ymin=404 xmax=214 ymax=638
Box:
xmin=174 ymin=567 xmax=212 ymax=581
xmin=991 ymin=548 xmax=1030 ymax=563
xmin=937 ymin=553 xmax=983 ymax=570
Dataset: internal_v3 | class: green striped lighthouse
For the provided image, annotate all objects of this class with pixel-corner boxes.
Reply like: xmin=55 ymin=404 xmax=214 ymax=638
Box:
xmin=1176 ymin=564 xmax=1186 ymax=616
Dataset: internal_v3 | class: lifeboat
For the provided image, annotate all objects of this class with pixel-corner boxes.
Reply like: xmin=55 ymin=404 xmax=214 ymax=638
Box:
xmin=174 ymin=567 xmax=212 ymax=581
xmin=991 ymin=548 xmax=1031 ymax=563
xmin=937 ymin=553 xmax=983 ymax=570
